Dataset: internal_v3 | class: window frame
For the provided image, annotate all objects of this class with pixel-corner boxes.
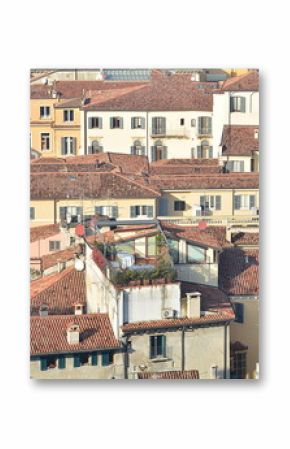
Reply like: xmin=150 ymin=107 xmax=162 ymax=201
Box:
xmin=40 ymin=106 xmax=51 ymax=119
xmin=49 ymin=240 xmax=61 ymax=252
xmin=174 ymin=200 xmax=186 ymax=212
xmin=30 ymin=207 xmax=35 ymax=220
xmin=186 ymin=243 xmax=206 ymax=264
xmin=63 ymin=109 xmax=74 ymax=122
xmin=40 ymin=132 xmax=50 ymax=151
xmin=149 ymin=335 xmax=166 ymax=359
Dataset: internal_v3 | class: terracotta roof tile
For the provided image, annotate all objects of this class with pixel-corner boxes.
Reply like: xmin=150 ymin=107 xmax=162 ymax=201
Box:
xmin=221 ymin=71 xmax=259 ymax=91
xmin=30 ymin=267 xmax=86 ymax=316
xmin=221 ymin=125 xmax=259 ymax=156
xmin=180 ymin=282 xmax=233 ymax=314
xmin=231 ymin=232 xmax=259 ymax=246
xmin=30 ymin=224 xmax=60 ymax=243
xmin=30 ymin=314 xmax=120 ymax=355
xmin=138 ymin=370 xmax=199 ymax=379
xmin=33 ymin=247 xmax=77 ymax=270
xmin=219 ymin=248 xmax=259 ymax=296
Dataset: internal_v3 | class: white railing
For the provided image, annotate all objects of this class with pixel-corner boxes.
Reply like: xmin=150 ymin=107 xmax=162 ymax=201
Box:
xmin=157 ymin=215 xmax=259 ymax=226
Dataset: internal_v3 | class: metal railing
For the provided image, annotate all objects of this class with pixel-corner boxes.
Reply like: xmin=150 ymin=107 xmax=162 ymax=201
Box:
xmin=156 ymin=215 xmax=259 ymax=226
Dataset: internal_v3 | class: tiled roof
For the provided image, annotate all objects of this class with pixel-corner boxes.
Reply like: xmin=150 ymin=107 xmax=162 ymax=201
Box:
xmin=31 ymin=171 xmax=160 ymax=200
xmin=30 ymin=313 xmax=120 ymax=355
xmin=82 ymin=72 xmax=213 ymax=111
xmin=30 ymin=267 xmax=86 ymax=315
xmin=149 ymin=172 xmax=259 ymax=190
xmin=32 ymin=247 xmax=76 ymax=271
xmin=220 ymin=70 xmax=259 ymax=91
xmin=219 ymin=248 xmax=259 ymax=296
xmin=221 ymin=125 xmax=259 ymax=156
xmin=231 ymin=232 xmax=259 ymax=247
xmin=122 ymin=312 xmax=234 ymax=333
xmin=30 ymin=80 xmax=147 ymax=99
xmin=138 ymin=370 xmax=199 ymax=379
xmin=180 ymin=282 xmax=233 ymax=314
xmin=30 ymin=224 xmax=60 ymax=243
xmin=150 ymin=159 xmax=220 ymax=175
xmin=161 ymin=222 xmax=231 ymax=249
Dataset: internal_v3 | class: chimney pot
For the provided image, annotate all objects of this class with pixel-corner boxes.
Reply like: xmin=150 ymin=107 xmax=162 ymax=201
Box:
xmin=67 ymin=323 xmax=80 ymax=344
xmin=39 ymin=304 xmax=49 ymax=317
xmin=186 ymin=292 xmax=201 ymax=319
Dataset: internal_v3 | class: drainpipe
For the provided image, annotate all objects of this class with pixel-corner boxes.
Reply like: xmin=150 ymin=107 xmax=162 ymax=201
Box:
xmin=54 ymin=199 xmax=57 ymax=224
xmin=84 ymin=110 xmax=87 ymax=155
xmin=123 ymin=336 xmax=129 ymax=379
xmin=223 ymin=322 xmax=229 ymax=379
xmin=146 ymin=111 xmax=149 ymax=157
xmin=181 ymin=327 xmax=185 ymax=371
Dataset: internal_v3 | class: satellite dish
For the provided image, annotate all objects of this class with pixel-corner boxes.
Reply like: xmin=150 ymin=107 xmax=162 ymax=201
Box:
xmin=198 ymin=220 xmax=207 ymax=231
xmin=75 ymin=259 xmax=85 ymax=272
xmin=75 ymin=224 xmax=85 ymax=237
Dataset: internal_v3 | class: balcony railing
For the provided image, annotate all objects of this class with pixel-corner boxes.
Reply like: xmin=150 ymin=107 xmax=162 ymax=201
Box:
xmin=151 ymin=128 xmax=189 ymax=138
xmin=157 ymin=215 xmax=259 ymax=227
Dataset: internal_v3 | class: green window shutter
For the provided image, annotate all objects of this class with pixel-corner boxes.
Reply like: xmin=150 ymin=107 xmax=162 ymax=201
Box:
xmin=95 ymin=206 xmax=102 ymax=215
xmin=110 ymin=117 xmax=114 ymax=128
xmin=208 ymin=117 xmax=212 ymax=134
xmin=151 ymin=147 xmax=156 ymax=161
xmin=161 ymin=117 xmax=166 ymax=134
xmin=159 ymin=198 xmax=168 ymax=216
xmin=141 ymin=117 xmax=145 ymax=129
xmin=250 ymin=195 xmax=256 ymax=208
xmin=91 ymin=353 xmax=98 ymax=366
xmin=102 ymin=352 xmax=110 ymax=366
xmin=58 ymin=355 xmax=66 ymax=369
xmin=230 ymin=97 xmax=235 ymax=112
xmin=72 ymin=138 xmax=77 ymax=154
xmin=162 ymin=146 xmax=167 ymax=160
xmin=131 ymin=117 xmax=135 ymax=129
xmin=161 ymin=335 xmax=166 ymax=357
xmin=61 ymin=137 xmax=66 ymax=155
xmin=227 ymin=161 xmax=233 ymax=172
xmin=141 ymin=146 xmax=145 ymax=155
xmin=88 ymin=117 xmax=93 ymax=129
xmin=99 ymin=117 xmax=103 ymax=129
xmin=200 ymin=196 xmax=205 ymax=207
xmin=209 ymin=146 xmax=213 ymax=158
xmin=234 ymin=303 xmax=244 ymax=323
xmin=112 ymin=206 xmax=118 ymax=218
xmin=234 ymin=195 xmax=241 ymax=210
xmin=76 ymin=207 xmax=83 ymax=222
xmin=198 ymin=117 xmax=202 ymax=134
xmin=240 ymin=97 xmax=246 ymax=112
xmin=120 ymin=118 xmax=124 ymax=129
xmin=197 ymin=146 xmax=202 ymax=158
xmin=130 ymin=146 xmax=135 ymax=154
xmin=130 ymin=206 xmax=137 ymax=218
xmin=210 ymin=196 xmax=215 ymax=208
xmin=59 ymin=206 xmax=67 ymax=220
xmin=240 ymin=161 xmax=245 ymax=172
xmin=215 ymin=195 xmax=221 ymax=210
xmin=40 ymin=357 xmax=47 ymax=371
xmin=149 ymin=336 xmax=154 ymax=358
xmin=147 ymin=206 xmax=153 ymax=217
xmin=73 ymin=355 xmax=81 ymax=368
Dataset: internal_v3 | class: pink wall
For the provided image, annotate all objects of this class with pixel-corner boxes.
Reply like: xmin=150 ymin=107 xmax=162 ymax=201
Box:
xmin=30 ymin=231 xmax=69 ymax=259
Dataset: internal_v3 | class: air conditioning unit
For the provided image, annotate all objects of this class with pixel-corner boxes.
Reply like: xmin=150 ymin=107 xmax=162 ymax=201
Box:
xmin=162 ymin=309 xmax=176 ymax=319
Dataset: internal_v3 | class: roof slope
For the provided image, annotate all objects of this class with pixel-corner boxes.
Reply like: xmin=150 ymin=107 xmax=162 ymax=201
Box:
xmin=30 ymin=313 xmax=120 ymax=355
xmin=220 ymin=70 xmax=259 ymax=91
xmin=30 ymin=224 xmax=60 ymax=243
xmin=30 ymin=267 xmax=85 ymax=315
xmin=221 ymin=125 xmax=259 ymax=156
xmin=219 ymin=248 xmax=259 ymax=296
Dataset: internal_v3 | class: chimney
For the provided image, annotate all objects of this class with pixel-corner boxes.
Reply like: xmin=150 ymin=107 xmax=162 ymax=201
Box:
xmin=74 ymin=302 xmax=84 ymax=315
xmin=186 ymin=292 xmax=201 ymax=319
xmin=226 ymin=226 xmax=232 ymax=243
xmin=245 ymin=255 xmax=249 ymax=264
xmin=39 ymin=304 xmax=49 ymax=317
xmin=254 ymin=129 xmax=259 ymax=139
xmin=67 ymin=323 xmax=80 ymax=345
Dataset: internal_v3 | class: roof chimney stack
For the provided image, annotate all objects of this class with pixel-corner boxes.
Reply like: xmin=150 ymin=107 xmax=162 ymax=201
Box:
xmin=67 ymin=323 xmax=80 ymax=345
xmin=73 ymin=303 xmax=84 ymax=315
xmin=186 ymin=292 xmax=201 ymax=319
xmin=39 ymin=304 xmax=49 ymax=317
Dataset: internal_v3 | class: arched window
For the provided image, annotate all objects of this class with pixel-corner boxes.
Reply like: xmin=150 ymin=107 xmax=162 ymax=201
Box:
xmin=134 ymin=140 xmax=142 ymax=147
xmin=89 ymin=140 xmax=103 ymax=154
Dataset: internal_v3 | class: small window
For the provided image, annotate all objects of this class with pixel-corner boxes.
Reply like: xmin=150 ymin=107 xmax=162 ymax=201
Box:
xmin=63 ymin=109 xmax=74 ymax=122
xmin=49 ymin=240 xmax=61 ymax=252
xmin=150 ymin=335 xmax=166 ymax=359
xmin=131 ymin=117 xmax=144 ymax=129
xmin=46 ymin=356 xmax=57 ymax=370
xmin=180 ymin=118 xmax=185 ymax=126
xmin=130 ymin=205 xmax=153 ymax=218
xmin=41 ymin=133 xmax=50 ymax=151
xmin=88 ymin=117 xmax=102 ymax=129
xmin=191 ymin=119 xmax=196 ymax=127
xmin=233 ymin=303 xmax=244 ymax=323
xmin=174 ymin=200 xmax=186 ymax=211
xmin=230 ymin=96 xmax=246 ymax=113
xmin=79 ymin=353 xmax=90 ymax=366
xmin=167 ymin=239 xmax=179 ymax=263
xmin=102 ymin=352 xmax=114 ymax=366
xmin=187 ymin=244 xmax=206 ymax=263
xmin=198 ymin=116 xmax=212 ymax=135
xmin=111 ymin=117 xmax=123 ymax=129
xmin=30 ymin=207 xmax=35 ymax=220
xmin=152 ymin=117 xmax=166 ymax=134
xmin=40 ymin=106 xmax=50 ymax=118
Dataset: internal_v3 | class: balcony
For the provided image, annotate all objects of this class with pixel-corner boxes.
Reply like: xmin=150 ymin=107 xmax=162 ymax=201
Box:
xmin=151 ymin=128 xmax=189 ymax=139
xmin=156 ymin=215 xmax=259 ymax=227
xmin=197 ymin=129 xmax=212 ymax=138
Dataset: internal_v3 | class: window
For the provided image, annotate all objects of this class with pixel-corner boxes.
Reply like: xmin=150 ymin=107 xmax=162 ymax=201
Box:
xmin=88 ymin=117 xmax=102 ymax=129
xmin=40 ymin=106 xmax=50 ymax=118
xmin=49 ymin=240 xmax=61 ymax=252
xmin=226 ymin=160 xmax=245 ymax=172
xmin=152 ymin=117 xmax=166 ymax=135
xmin=58 ymin=356 xmax=66 ymax=369
xmin=191 ymin=119 xmax=196 ymax=127
xmin=174 ymin=200 xmax=186 ymax=211
xmin=91 ymin=353 xmax=98 ymax=366
xmin=230 ymin=96 xmax=246 ymax=113
xmin=61 ymin=137 xmax=76 ymax=155
xmin=234 ymin=195 xmax=256 ymax=210
xmin=231 ymin=351 xmax=247 ymax=379
xmin=147 ymin=236 xmax=157 ymax=256
xmin=187 ymin=244 xmax=206 ymax=263
xmin=198 ymin=116 xmax=212 ymax=135
xmin=150 ymin=335 xmax=166 ymax=359
xmin=233 ymin=302 xmax=244 ymax=323
xmin=110 ymin=117 xmax=123 ymax=129
xmin=88 ymin=140 xmax=103 ymax=154
xmin=198 ymin=195 xmax=221 ymax=215
xmin=63 ymin=109 xmax=74 ymax=122
xmin=151 ymin=141 xmax=167 ymax=161
xmin=73 ymin=353 xmax=90 ymax=368
xmin=95 ymin=205 xmax=118 ymax=218
xmin=196 ymin=140 xmax=213 ymax=158
xmin=102 ymin=352 xmax=114 ymax=366
xmin=30 ymin=207 xmax=35 ymax=220
xmin=131 ymin=140 xmax=145 ymax=156
xmin=180 ymin=118 xmax=185 ymax=126
xmin=167 ymin=239 xmax=179 ymax=263
xmin=59 ymin=206 xmax=83 ymax=224
xmin=130 ymin=205 xmax=153 ymax=218
xmin=131 ymin=117 xmax=145 ymax=129
xmin=115 ymin=241 xmax=135 ymax=255
xmin=46 ymin=356 xmax=57 ymax=369
xmin=41 ymin=133 xmax=50 ymax=151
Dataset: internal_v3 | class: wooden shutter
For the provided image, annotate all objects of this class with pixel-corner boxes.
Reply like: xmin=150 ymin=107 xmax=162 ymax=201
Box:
xmin=98 ymin=117 xmax=103 ymax=129
xmin=161 ymin=335 xmax=166 ymax=357
xmin=112 ymin=206 xmax=118 ymax=218
xmin=141 ymin=117 xmax=145 ymax=129
xmin=210 ymin=196 xmax=215 ymax=208
xmin=73 ymin=355 xmax=81 ymax=368
xmin=250 ymin=195 xmax=256 ymax=208
xmin=200 ymin=196 xmax=205 ymax=207
xmin=230 ymin=97 xmax=235 ymax=112
xmin=91 ymin=353 xmax=98 ymax=366
xmin=88 ymin=117 xmax=93 ymax=129
xmin=147 ymin=206 xmax=153 ymax=218
xmin=159 ymin=198 xmax=168 ymax=216
xmin=120 ymin=117 xmax=124 ymax=129
xmin=151 ymin=146 xmax=156 ymax=162
xmin=198 ymin=117 xmax=202 ymax=134
xmin=161 ymin=117 xmax=166 ymax=134
xmin=131 ymin=117 xmax=135 ymax=129
xmin=208 ymin=117 xmax=212 ymax=134
xmin=240 ymin=97 xmax=246 ymax=112
xmin=197 ymin=146 xmax=202 ymax=158
xmin=40 ymin=357 xmax=47 ymax=371
xmin=209 ymin=146 xmax=213 ymax=158
xmin=61 ymin=137 xmax=66 ymax=155
xmin=162 ymin=146 xmax=167 ymax=160
xmin=130 ymin=206 xmax=137 ymax=218
xmin=72 ymin=138 xmax=77 ymax=154
xmin=234 ymin=195 xmax=241 ymax=210
xmin=215 ymin=195 xmax=221 ymax=210
xmin=95 ymin=206 xmax=102 ymax=215
xmin=141 ymin=146 xmax=145 ymax=155
xmin=130 ymin=146 xmax=135 ymax=155
xmin=58 ymin=355 xmax=66 ymax=369
xmin=149 ymin=336 xmax=154 ymax=358
xmin=240 ymin=161 xmax=245 ymax=172
xmin=59 ymin=207 xmax=67 ymax=220
xmin=227 ymin=161 xmax=233 ymax=172
xmin=110 ymin=117 xmax=114 ymax=128
xmin=102 ymin=352 xmax=110 ymax=366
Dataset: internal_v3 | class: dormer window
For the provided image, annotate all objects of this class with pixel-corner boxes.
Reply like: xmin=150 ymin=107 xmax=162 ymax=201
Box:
xmin=230 ymin=96 xmax=246 ymax=112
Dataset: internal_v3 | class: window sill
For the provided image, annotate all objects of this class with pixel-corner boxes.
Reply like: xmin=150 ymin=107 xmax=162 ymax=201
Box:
xmin=150 ymin=357 xmax=170 ymax=363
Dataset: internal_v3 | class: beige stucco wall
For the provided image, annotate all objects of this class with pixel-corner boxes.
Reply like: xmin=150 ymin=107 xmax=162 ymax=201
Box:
xmin=127 ymin=324 xmax=230 ymax=379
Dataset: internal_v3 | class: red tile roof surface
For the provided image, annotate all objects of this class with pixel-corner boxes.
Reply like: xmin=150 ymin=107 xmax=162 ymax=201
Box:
xmin=180 ymin=282 xmax=233 ymax=314
xmin=138 ymin=370 xmax=199 ymax=379
xmin=31 ymin=247 xmax=76 ymax=271
xmin=220 ymin=71 xmax=259 ymax=91
xmin=219 ymin=248 xmax=259 ymax=296
xmin=231 ymin=232 xmax=259 ymax=246
xmin=30 ymin=267 xmax=86 ymax=315
xmin=221 ymin=125 xmax=259 ymax=156
xmin=30 ymin=224 xmax=60 ymax=243
xmin=30 ymin=313 xmax=120 ymax=355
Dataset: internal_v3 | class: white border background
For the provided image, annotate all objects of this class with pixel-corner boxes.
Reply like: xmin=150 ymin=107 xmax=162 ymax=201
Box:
xmin=0 ymin=1 xmax=288 ymax=447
